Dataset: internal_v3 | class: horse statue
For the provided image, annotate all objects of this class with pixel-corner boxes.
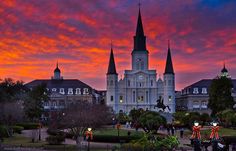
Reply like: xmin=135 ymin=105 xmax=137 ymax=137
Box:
xmin=154 ymin=96 xmax=171 ymax=112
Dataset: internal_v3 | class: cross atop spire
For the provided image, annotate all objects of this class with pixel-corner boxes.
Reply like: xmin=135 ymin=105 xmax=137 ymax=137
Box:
xmin=138 ymin=0 xmax=141 ymax=9
xmin=168 ymin=40 xmax=170 ymax=50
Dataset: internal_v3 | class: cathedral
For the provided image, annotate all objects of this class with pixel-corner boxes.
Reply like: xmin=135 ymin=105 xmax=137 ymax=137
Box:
xmin=106 ymin=7 xmax=176 ymax=113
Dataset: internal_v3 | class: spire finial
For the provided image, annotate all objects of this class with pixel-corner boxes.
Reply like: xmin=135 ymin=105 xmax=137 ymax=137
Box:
xmin=168 ymin=40 xmax=170 ymax=49
xmin=111 ymin=40 xmax=113 ymax=50
xmin=138 ymin=0 xmax=141 ymax=10
xmin=57 ymin=61 xmax=58 ymax=68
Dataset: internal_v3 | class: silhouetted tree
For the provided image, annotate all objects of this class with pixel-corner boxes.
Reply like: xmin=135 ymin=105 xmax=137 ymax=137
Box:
xmin=56 ymin=101 xmax=111 ymax=146
xmin=0 ymin=78 xmax=26 ymax=125
xmin=23 ymin=83 xmax=49 ymax=121
xmin=208 ymin=77 xmax=234 ymax=115
xmin=0 ymin=78 xmax=26 ymax=103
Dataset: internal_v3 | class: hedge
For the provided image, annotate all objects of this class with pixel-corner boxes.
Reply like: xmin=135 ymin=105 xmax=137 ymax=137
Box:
xmin=47 ymin=129 xmax=73 ymax=139
xmin=0 ymin=125 xmax=9 ymax=137
xmin=10 ymin=126 xmax=24 ymax=134
xmin=16 ymin=123 xmax=40 ymax=130
xmin=92 ymin=135 xmax=141 ymax=143
xmin=46 ymin=135 xmax=65 ymax=145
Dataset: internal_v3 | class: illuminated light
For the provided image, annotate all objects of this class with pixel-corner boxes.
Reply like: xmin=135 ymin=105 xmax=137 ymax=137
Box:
xmin=194 ymin=121 xmax=199 ymax=126
xmin=87 ymin=128 xmax=92 ymax=131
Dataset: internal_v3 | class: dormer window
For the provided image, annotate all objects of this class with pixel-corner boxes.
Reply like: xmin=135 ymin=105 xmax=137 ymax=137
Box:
xmin=202 ymin=88 xmax=207 ymax=94
xmin=68 ymin=88 xmax=73 ymax=95
xmin=59 ymin=88 xmax=65 ymax=94
xmin=83 ymin=88 xmax=89 ymax=95
xmin=76 ymin=88 xmax=81 ymax=95
xmin=52 ymin=88 xmax=57 ymax=92
xmin=193 ymin=88 xmax=199 ymax=94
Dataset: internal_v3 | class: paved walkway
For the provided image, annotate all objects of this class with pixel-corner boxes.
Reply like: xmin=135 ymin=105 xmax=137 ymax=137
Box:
xmin=13 ymin=126 xmax=234 ymax=150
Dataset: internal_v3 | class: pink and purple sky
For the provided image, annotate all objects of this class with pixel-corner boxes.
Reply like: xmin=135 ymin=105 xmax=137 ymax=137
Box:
xmin=0 ymin=0 xmax=236 ymax=90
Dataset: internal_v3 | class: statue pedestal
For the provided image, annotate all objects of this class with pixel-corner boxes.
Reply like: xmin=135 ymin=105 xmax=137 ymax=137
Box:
xmin=159 ymin=112 xmax=173 ymax=123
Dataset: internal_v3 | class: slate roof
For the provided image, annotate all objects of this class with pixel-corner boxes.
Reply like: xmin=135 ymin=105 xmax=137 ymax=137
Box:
xmin=182 ymin=79 xmax=236 ymax=95
xmin=25 ymin=79 xmax=92 ymax=94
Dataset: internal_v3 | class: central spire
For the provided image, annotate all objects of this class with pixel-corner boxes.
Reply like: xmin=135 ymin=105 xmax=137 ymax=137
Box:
xmin=136 ymin=6 xmax=144 ymax=37
xmin=133 ymin=4 xmax=147 ymax=52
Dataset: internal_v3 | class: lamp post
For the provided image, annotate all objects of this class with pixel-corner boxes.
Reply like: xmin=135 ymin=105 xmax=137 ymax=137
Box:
xmin=85 ymin=128 xmax=93 ymax=151
xmin=38 ymin=121 xmax=42 ymax=141
xmin=112 ymin=117 xmax=116 ymax=128
xmin=116 ymin=123 xmax=121 ymax=137
xmin=191 ymin=121 xmax=201 ymax=151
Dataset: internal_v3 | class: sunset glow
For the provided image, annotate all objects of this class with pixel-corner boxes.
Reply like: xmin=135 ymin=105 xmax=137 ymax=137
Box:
xmin=0 ymin=0 xmax=236 ymax=90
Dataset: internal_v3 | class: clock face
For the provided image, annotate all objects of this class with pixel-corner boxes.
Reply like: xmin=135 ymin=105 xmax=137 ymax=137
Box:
xmin=136 ymin=58 xmax=142 ymax=62
xmin=138 ymin=75 xmax=144 ymax=80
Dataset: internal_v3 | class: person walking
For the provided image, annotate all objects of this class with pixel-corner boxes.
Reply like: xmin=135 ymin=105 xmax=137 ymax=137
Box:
xmin=180 ymin=127 xmax=184 ymax=138
xmin=171 ymin=125 xmax=175 ymax=136
xmin=166 ymin=126 xmax=170 ymax=135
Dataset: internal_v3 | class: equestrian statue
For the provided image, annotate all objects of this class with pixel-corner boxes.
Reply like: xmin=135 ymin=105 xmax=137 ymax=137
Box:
xmin=154 ymin=96 xmax=171 ymax=112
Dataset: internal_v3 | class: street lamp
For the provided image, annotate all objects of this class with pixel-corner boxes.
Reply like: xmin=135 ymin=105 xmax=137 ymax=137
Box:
xmin=85 ymin=128 xmax=93 ymax=151
xmin=112 ymin=117 xmax=116 ymax=128
xmin=168 ymin=96 xmax=172 ymax=102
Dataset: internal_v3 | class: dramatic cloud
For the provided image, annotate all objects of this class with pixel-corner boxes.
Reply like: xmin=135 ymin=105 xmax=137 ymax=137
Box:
xmin=0 ymin=0 xmax=236 ymax=90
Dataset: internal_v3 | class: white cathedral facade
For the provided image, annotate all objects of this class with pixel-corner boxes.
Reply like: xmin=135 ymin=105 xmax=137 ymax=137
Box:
xmin=106 ymin=8 xmax=176 ymax=113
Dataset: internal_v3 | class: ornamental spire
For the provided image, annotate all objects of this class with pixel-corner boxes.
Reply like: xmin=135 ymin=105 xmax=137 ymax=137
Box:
xmin=107 ymin=42 xmax=117 ymax=75
xmin=164 ymin=40 xmax=174 ymax=74
xmin=133 ymin=2 xmax=147 ymax=52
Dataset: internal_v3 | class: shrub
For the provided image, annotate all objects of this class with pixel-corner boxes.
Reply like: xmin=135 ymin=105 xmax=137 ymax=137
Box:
xmin=16 ymin=123 xmax=40 ymax=130
xmin=10 ymin=126 xmax=24 ymax=134
xmin=126 ymin=135 xmax=179 ymax=151
xmin=46 ymin=135 xmax=65 ymax=145
xmin=92 ymin=135 xmax=141 ymax=143
xmin=46 ymin=129 xmax=73 ymax=138
xmin=0 ymin=125 xmax=9 ymax=137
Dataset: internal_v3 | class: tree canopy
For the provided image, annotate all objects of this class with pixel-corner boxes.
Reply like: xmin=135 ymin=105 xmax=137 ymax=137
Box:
xmin=57 ymin=101 xmax=111 ymax=144
xmin=23 ymin=83 xmax=50 ymax=121
xmin=208 ymin=77 xmax=235 ymax=114
xmin=0 ymin=78 xmax=26 ymax=103
xmin=138 ymin=111 xmax=166 ymax=133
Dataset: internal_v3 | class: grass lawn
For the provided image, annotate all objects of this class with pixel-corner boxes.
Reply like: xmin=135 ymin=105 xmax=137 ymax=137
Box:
xmin=2 ymin=134 xmax=46 ymax=148
xmin=93 ymin=128 xmax=144 ymax=137
xmin=1 ymin=134 xmax=76 ymax=151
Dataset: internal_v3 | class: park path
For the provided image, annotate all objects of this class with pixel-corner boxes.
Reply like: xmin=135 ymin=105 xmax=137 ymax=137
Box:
xmin=20 ymin=126 xmax=236 ymax=150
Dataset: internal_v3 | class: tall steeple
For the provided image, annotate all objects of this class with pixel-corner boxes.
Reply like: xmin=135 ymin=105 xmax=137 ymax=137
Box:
xmin=133 ymin=4 xmax=147 ymax=51
xmin=107 ymin=43 xmax=117 ymax=75
xmin=164 ymin=40 xmax=174 ymax=74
